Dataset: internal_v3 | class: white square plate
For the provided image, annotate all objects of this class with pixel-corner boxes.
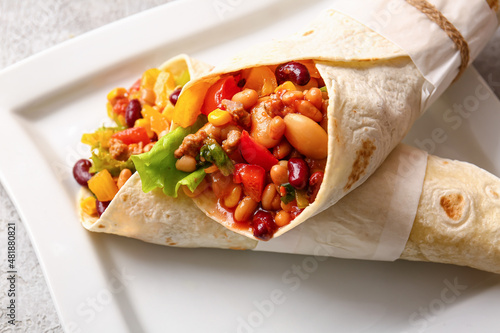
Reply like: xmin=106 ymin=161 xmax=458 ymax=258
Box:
xmin=1 ymin=0 xmax=499 ymax=332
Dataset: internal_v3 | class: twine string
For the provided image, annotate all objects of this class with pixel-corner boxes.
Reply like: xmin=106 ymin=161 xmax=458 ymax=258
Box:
xmin=405 ymin=0 xmax=470 ymax=82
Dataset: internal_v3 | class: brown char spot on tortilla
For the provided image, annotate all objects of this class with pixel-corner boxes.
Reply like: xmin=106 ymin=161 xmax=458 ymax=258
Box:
xmin=303 ymin=30 xmax=314 ymax=36
xmin=440 ymin=193 xmax=465 ymax=221
xmin=344 ymin=139 xmax=376 ymax=191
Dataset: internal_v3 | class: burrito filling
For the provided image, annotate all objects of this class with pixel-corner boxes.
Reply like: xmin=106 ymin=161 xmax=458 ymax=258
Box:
xmin=74 ymin=67 xmax=191 ymax=216
xmin=172 ymin=61 xmax=328 ymax=240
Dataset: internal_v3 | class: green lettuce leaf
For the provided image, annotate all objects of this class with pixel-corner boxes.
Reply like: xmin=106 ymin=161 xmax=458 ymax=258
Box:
xmin=89 ymin=146 xmax=136 ymax=176
xmin=131 ymin=117 xmax=206 ymax=197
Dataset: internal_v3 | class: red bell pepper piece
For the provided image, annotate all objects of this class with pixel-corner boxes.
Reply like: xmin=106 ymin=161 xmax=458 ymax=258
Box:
xmin=201 ymin=76 xmax=241 ymax=115
xmin=112 ymin=97 xmax=129 ymax=116
xmin=233 ymin=163 xmax=266 ymax=202
xmin=111 ymin=127 xmax=150 ymax=145
xmin=129 ymin=78 xmax=141 ymax=94
xmin=239 ymin=130 xmax=278 ymax=171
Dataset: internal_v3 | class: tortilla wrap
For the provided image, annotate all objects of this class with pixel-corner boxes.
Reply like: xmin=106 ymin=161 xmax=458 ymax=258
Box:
xmin=169 ymin=3 xmax=497 ymax=240
xmin=79 ymin=143 xmax=500 ymax=274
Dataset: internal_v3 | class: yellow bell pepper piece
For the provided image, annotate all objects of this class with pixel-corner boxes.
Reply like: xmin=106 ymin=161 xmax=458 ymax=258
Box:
xmin=275 ymin=81 xmax=296 ymax=95
xmin=134 ymin=118 xmax=156 ymax=139
xmin=107 ymin=87 xmax=127 ymax=104
xmin=88 ymin=169 xmax=119 ymax=202
xmin=141 ymin=68 xmax=161 ymax=91
xmin=173 ymin=81 xmax=212 ymax=128
xmin=80 ymin=196 xmax=97 ymax=216
xmin=141 ymin=105 xmax=170 ymax=136
xmin=243 ymin=66 xmax=277 ymax=97
xmin=154 ymin=71 xmax=176 ymax=108
xmin=208 ymin=109 xmax=232 ymax=127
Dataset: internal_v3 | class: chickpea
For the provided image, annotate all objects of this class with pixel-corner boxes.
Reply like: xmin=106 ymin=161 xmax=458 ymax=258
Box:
xmin=281 ymin=90 xmax=304 ymax=107
xmin=270 ymin=164 xmax=288 ymax=186
xmin=232 ymin=89 xmax=259 ymax=110
xmin=273 ymin=139 xmax=292 ymax=160
xmin=280 ymin=200 xmax=296 ymax=212
xmin=275 ymin=210 xmax=291 ymax=227
xmin=271 ymin=194 xmax=282 ymax=211
xmin=294 ymin=100 xmax=322 ymax=122
xmin=284 ymin=114 xmax=328 ymax=159
xmin=224 ymin=185 xmax=242 ymax=208
xmin=182 ymin=179 xmax=208 ymax=198
xmin=234 ymin=196 xmax=258 ymax=222
xmin=261 ymin=184 xmax=278 ymax=210
xmin=143 ymin=142 xmax=155 ymax=153
xmin=305 ymin=87 xmax=323 ymax=110
xmin=117 ymin=168 xmax=132 ymax=189
xmin=268 ymin=116 xmax=286 ymax=141
xmin=175 ymin=155 xmax=197 ymax=173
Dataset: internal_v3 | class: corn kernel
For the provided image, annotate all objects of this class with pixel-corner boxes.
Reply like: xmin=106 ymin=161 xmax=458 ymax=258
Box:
xmin=107 ymin=87 xmax=127 ymax=104
xmin=275 ymin=81 xmax=296 ymax=94
xmin=208 ymin=109 xmax=232 ymax=127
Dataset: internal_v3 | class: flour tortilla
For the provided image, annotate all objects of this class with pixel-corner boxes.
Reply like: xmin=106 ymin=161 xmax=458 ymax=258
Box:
xmin=181 ymin=9 xmax=425 ymax=239
xmin=401 ymin=154 xmax=500 ymax=273
xmin=80 ymin=144 xmax=500 ymax=274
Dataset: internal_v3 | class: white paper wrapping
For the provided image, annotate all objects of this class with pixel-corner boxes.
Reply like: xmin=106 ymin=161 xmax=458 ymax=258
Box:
xmin=332 ymin=0 xmax=498 ymax=110
xmin=254 ymin=144 xmax=428 ymax=261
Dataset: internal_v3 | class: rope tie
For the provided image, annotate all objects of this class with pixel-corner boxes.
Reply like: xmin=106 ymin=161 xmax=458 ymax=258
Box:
xmin=405 ymin=0 xmax=470 ymax=82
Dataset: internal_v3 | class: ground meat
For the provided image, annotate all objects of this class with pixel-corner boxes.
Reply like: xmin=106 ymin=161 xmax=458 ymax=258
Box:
xmin=222 ymin=130 xmax=241 ymax=155
xmin=262 ymin=94 xmax=287 ymax=117
xmin=175 ymin=130 xmax=208 ymax=158
xmin=221 ymin=99 xmax=251 ymax=129
xmin=128 ymin=142 xmax=144 ymax=156
xmin=109 ymin=138 xmax=156 ymax=160
xmin=109 ymin=138 xmax=129 ymax=161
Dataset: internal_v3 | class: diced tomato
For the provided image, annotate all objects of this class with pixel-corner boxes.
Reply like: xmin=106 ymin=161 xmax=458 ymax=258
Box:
xmin=201 ymin=76 xmax=241 ymax=115
xmin=112 ymin=97 xmax=129 ymax=116
xmin=129 ymin=78 xmax=141 ymax=94
xmin=111 ymin=127 xmax=150 ymax=145
xmin=233 ymin=163 xmax=265 ymax=202
xmin=239 ymin=130 xmax=278 ymax=171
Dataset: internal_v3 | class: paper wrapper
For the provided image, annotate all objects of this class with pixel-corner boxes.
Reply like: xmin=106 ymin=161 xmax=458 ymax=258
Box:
xmin=333 ymin=0 xmax=498 ymax=109
xmin=254 ymin=144 xmax=428 ymax=261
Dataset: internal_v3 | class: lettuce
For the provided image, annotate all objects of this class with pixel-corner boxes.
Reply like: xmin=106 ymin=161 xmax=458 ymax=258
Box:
xmin=131 ymin=117 xmax=206 ymax=197
xmin=89 ymin=148 xmax=135 ymax=176
xmin=82 ymin=126 xmax=135 ymax=176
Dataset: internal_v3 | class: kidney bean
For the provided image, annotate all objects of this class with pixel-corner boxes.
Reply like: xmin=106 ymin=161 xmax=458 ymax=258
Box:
xmin=125 ymin=99 xmax=142 ymax=128
xmin=288 ymin=158 xmax=309 ymax=190
xmin=73 ymin=159 xmax=93 ymax=186
xmin=96 ymin=200 xmax=110 ymax=217
xmin=308 ymin=171 xmax=324 ymax=202
xmin=275 ymin=61 xmax=311 ymax=86
xmin=252 ymin=210 xmax=277 ymax=241
xmin=169 ymin=87 xmax=182 ymax=105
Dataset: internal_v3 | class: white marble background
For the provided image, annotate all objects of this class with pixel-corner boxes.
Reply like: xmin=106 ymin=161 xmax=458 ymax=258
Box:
xmin=0 ymin=1 xmax=499 ymax=332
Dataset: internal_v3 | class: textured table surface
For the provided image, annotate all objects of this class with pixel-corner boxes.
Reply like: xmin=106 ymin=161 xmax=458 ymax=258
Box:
xmin=0 ymin=1 xmax=499 ymax=332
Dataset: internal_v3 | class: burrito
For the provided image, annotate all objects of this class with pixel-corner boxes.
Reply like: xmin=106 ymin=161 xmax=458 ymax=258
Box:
xmin=79 ymin=143 xmax=500 ymax=274
xmin=118 ymin=1 xmax=497 ymax=241
xmin=74 ymin=1 xmax=499 ymax=265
